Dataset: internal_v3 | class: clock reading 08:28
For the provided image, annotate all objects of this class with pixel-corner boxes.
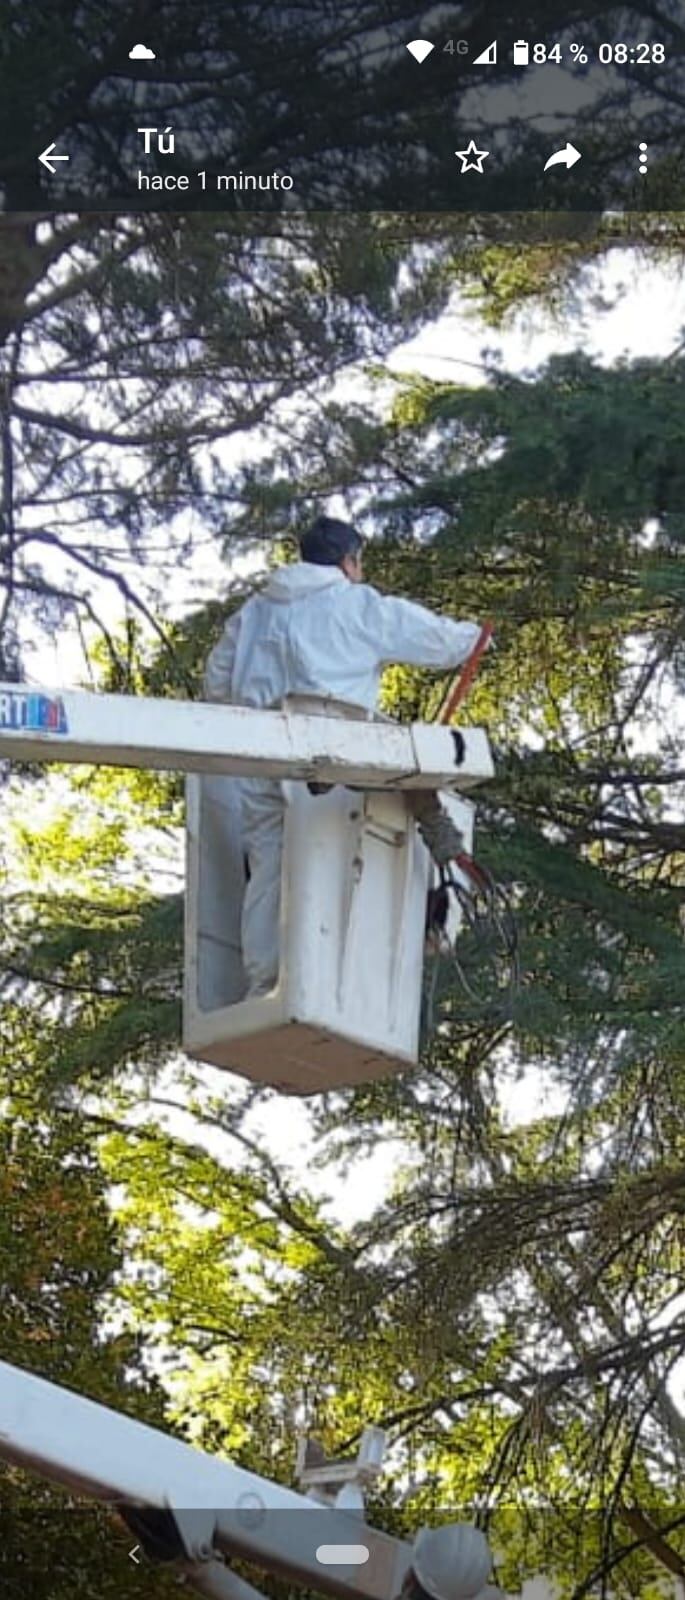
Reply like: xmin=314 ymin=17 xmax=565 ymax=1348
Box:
xmin=599 ymin=42 xmax=665 ymax=63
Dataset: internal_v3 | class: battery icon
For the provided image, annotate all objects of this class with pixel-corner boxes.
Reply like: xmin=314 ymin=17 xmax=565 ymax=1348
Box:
xmin=513 ymin=39 xmax=530 ymax=64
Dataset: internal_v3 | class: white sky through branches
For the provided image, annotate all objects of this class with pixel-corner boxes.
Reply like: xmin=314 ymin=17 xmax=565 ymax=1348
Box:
xmin=13 ymin=246 xmax=685 ymax=1224
xmin=7 ymin=249 xmax=685 ymax=1595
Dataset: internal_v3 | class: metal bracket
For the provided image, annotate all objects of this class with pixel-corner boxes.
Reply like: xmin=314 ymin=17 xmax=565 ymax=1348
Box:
xmin=296 ymin=1428 xmax=387 ymax=1513
xmin=120 ymin=1501 xmax=218 ymax=1565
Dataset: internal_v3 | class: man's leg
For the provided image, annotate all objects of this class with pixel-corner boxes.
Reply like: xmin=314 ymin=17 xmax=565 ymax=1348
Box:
xmin=240 ymin=779 xmax=285 ymax=995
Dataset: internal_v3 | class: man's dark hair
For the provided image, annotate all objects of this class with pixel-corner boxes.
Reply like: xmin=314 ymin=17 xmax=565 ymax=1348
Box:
xmin=299 ymin=515 xmax=362 ymax=567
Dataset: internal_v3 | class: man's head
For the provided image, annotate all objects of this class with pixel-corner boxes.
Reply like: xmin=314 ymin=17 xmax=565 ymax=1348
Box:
xmin=299 ymin=515 xmax=363 ymax=582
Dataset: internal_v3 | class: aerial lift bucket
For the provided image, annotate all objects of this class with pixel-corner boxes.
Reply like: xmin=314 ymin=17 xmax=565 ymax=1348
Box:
xmin=183 ymin=686 xmax=480 ymax=1095
xmin=184 ymin=769 xmax=476 ymax=1095
xmin=0 ymin=675 xmax=490 ymax=1099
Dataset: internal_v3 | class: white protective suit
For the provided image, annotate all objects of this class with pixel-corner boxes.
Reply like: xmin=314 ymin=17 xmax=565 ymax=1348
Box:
xmin=204 ymin=561 xmax=481 ymax=994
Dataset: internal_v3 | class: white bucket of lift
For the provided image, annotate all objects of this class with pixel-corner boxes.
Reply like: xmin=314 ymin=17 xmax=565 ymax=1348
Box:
xmin=184 ymin=774 xmax=430 ymax=1094
xmin=183 ymin=770 xmax=466 ymax=1096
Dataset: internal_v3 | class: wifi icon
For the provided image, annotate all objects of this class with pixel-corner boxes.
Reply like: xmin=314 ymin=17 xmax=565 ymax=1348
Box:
xmin=406 ymin=39 xmax=435 ymax=63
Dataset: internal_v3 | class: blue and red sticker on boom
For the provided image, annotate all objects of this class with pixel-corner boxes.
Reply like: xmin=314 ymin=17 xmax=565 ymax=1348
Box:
xmin=0 ymin=691 xmax=69 ymax=734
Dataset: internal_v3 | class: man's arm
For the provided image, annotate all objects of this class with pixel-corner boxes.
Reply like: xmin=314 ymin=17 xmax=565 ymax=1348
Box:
xmin=204 ymin=613 xmax=241 ymax=701
xmin=373 ymin=593 xmax=482 ymax=670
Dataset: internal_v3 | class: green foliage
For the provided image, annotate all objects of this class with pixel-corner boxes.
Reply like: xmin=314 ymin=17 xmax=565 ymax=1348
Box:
xmin=0 ymin=1109 xmax=182 ymax=1596
xmin=2 ymin=239 xmax=685 ymax=1600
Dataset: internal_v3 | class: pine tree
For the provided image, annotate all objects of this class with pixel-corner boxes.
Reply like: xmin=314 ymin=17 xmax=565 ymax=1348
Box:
xmin=2 ymin=240 xmax=685 ymax=1597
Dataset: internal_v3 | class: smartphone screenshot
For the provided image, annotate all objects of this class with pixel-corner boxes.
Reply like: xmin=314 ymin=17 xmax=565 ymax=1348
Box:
xmin=1 ymin=4 xmax=684 ymax=1598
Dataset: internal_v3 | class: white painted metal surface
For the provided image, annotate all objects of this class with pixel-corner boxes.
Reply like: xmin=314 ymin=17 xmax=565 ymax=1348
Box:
xmin=0 ymin=1360 xmax=497 ymax=1600
xmin=0 ymin=1359 xmax=409 ymax=1598
xmin=184 ymin=778 xmax=476 ymax=1094
xmin=0 ymin=683 xmax=493 ymax=791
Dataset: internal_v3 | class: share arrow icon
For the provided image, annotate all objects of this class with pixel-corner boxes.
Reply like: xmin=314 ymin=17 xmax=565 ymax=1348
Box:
xmin=543 ymin=142 xmax=582 ymax=172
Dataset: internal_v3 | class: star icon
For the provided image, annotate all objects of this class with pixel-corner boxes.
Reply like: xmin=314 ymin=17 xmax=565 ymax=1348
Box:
xmin=454 ymin=139 xmax=489 ymax=174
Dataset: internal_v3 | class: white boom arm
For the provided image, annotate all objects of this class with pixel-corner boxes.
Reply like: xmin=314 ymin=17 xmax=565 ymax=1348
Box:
xmin=0 ymin=684 xmax=493 ymax=790
xmin=0 ymin=1361 xmax=499 ymax=1600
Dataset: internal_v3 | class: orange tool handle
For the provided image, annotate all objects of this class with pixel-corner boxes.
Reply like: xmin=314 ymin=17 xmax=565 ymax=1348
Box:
xmin=438 ymin=619 xmax=494 ymax=723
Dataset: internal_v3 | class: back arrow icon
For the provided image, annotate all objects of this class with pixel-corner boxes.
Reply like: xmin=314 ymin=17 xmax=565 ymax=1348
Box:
xmin=544 ymin=142 xmax=581 ymax=172
xmin=39 ymin=142 xmax=70 ymax=174
xmin=129 ymin=1545 xmax=141 ymax=1564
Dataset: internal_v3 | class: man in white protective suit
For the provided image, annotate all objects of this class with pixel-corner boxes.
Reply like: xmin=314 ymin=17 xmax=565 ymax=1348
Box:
xmin=204 ymin=516 xmax=483 ymax=996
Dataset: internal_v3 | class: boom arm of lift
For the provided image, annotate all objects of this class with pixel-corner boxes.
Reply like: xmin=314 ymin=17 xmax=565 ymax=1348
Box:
xmin=0 ymin=1361 xmax=502 ymax=1600
xmin=0 ymin=684 xmax=494 ymax=791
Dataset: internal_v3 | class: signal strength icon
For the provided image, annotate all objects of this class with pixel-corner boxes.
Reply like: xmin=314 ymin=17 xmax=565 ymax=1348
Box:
xmin=406 ymin=39 xmax=435 ymax=63
xmin=473 ymin=39 xmax=497 ymax=65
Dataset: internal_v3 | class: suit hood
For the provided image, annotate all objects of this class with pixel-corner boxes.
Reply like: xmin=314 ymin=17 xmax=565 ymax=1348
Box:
xmin=262 ymin=562 xmax=347 ymax=603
